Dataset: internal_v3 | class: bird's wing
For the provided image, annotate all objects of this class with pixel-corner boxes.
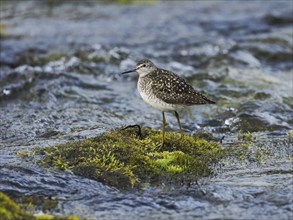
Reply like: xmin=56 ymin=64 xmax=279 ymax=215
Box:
xmin=149 ymin=69 xmax=215 ymax=105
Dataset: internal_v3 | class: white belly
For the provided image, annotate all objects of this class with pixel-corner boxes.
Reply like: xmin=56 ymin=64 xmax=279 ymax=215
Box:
xmin=137 ymin=80 xmax=183 ymax=112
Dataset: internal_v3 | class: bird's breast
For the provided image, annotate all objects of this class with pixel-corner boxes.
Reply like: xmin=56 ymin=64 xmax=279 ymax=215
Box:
xmin=137 ymin=77 xmax=182 ymax=112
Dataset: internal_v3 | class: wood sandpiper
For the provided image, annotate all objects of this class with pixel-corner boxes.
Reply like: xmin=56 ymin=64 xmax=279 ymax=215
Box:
xmin=121 ymin=59 xmax=215 ymax=146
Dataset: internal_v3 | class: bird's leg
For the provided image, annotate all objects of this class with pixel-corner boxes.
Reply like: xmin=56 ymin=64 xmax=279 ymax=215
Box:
xmin=161 ymin=111 xmax=166 ymax=146
xmin=175 ymin=111 xmax=183 ymax=140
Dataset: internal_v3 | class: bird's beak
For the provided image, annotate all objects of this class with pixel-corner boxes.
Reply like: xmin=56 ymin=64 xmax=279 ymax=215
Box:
xmin=121 ymin=68 xmax=137 ymax=75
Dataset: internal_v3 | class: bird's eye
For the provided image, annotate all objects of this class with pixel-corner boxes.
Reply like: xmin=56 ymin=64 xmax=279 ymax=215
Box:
xmin=142 ymin=64 xmax=146 ymax=67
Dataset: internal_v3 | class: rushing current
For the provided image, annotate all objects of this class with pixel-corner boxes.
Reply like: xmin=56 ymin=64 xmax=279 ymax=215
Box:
xmin=0 ymin=1 xmax=292 ymax=219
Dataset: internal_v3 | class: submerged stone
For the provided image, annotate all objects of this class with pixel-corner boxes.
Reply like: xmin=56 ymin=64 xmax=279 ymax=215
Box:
xmin=34 ymin=127 xmax=223 ymax=189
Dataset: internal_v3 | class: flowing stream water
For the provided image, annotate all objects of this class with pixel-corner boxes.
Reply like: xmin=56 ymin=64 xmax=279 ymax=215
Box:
xmin=0 ymin=1 xmax=292 ymax=219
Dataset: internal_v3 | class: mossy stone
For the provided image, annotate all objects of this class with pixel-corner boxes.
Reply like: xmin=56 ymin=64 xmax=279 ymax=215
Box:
xmin=35 ymin=127 xmax=223 ymax=189
xmin=0 ymin=192 xmax=34 ymax=220
xmin=0 ymin=192 xmax=82 ymax=220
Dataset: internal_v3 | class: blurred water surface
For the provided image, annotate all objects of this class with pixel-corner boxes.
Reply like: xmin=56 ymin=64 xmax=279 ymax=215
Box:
xmin=0 ymin=1 xmax=292 ymax=219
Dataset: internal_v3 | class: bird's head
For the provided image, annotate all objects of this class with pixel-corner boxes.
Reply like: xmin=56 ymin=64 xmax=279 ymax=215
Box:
xmin=121 ymin=59 xmax=157 ymax=77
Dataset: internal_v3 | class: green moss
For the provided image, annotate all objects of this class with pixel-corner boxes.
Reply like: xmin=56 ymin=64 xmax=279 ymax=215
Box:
xmin=16 ymin=195 xmax=58 ymax=213
xmin=236 ymin=131 xmax=257 ymax=159
xmin=227 ymin=131 xmax=272 ymax=164
xmin=45 ymin=53 xmax=65 ymax=62
xmin=17 ymin=149 xmax=35 ymax=159
xmin=34 ymin=128 xmax=223 ymax=189
xmin=255 ymin=145 xmax=271 ymax=163
xmin=0 ymin=23 xmax=6 ymax=38
xmin=0 ymin=192 xmax=33 ymax=220
xmin=237 ymin=131 xmax=255 ymax=142
xmin=192 ymin=130 xmax=215 ymax=141
xmin=288 ymin=130 xmax=293 ymax=140
xmin=0 ymin=192 xmax=83 ymax=220
xmin=36 ymin=215 xmax=80 ymax=220
xmin=255 ymin=149 xmax=263 ymax=163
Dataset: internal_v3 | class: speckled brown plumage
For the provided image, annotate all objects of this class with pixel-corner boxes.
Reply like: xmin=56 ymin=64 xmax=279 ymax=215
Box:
xmin=143 ymin=68 xmax=215 ymax=105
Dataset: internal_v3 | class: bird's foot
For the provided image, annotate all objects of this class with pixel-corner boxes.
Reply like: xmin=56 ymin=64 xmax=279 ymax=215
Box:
xmin=155 ymin=142 xmax=165 ymax=149
xmin=176 ymin=133 xmax=184 ymax=141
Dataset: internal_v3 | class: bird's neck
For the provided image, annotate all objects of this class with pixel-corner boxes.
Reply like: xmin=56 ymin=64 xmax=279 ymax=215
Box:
xmin=138 ymin=68 xmax=157 ymax=78
xmin=137 ymin=75 xmax=152 ymax=91
xmin=138 ymin=72 xmax=150 ymax=78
